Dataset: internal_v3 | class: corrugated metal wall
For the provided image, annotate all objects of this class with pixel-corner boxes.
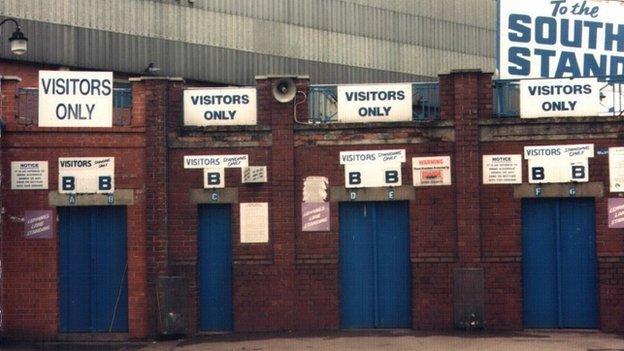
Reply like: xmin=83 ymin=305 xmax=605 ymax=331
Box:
xmin=0 ymin=0 xmax=495 ymax=84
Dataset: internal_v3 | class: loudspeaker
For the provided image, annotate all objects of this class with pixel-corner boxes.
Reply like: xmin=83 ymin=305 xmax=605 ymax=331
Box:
xmin=272 ymin=78 xmax=297 ymax=103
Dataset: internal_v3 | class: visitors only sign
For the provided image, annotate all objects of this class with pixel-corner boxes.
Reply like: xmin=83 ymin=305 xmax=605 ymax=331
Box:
xmin=183 ymin=87 xmax=257 ymax=126
xmin=520 ymin=78 xmax=601 ymax=117
xmin=499 ymin=0 xmax=624 ymax=79
xmin=337 ymin=83 xmax=412 ymax=122
xmin=38 ymin=71 xmax=113 ymax=127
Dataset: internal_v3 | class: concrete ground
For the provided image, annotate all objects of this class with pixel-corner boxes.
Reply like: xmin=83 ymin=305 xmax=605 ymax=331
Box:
xmin=4 ymin=330 xmax=624 ymax=351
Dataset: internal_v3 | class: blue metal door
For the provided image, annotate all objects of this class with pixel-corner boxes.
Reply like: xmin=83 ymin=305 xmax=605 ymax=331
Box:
xmin=339 ymin=201 xmax=411 ymax=329
xmin=198 ymin=204 xmax=233 ymax=332
xmin=522 ymin=198 xmax=598 ymax=329
xmin=59 ymin=206 xmax=128 ymax=332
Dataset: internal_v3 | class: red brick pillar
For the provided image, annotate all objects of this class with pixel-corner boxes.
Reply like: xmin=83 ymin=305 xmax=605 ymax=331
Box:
xmin=129 ymin=76 xmax=184 ymax=337
xmin=256 ymin=76 xmax=308 ymax=329
xmin=0 ymin=76 xmax=21 ymax=129
xmin=441 ymin=69 xmax=492 ymax=263
xmin=0 ymin=76 xmax=21 ymax=342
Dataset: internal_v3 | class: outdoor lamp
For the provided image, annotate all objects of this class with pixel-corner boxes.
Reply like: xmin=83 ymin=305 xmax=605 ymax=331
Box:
xmin=9 ymin=27 xmax=27 ymax=55
xmin=0 ymin=18 xmax=28 ymax=55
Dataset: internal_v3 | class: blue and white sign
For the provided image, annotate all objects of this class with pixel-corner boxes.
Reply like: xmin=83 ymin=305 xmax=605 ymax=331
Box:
xmin=337 ymin=83 xmax=412 ymax=122
xmin=524 ymin=143 xmax=594 ymax=159
xmin=499 ymin=0 xmax=624 ymax=79
xmin=520 ymin=77 xmax=601 ymax=117
xmin=524 ymin=144 xmax=593 ymax=183
xmin=203 ymin=167 xmax=225 ymax=188
xmin=58 ymin=157 xmax=115 ymax=194
xmin=340 ymin=149 xmax=405 ymax=188
xmin=339 ymin=149 xmax=406 ymax=165
xmin=39 ymin=71 xmax=113 ymax=127
xmin=183 ymin=87 xmax=257 ymax=126
xmin=344 ymin=163 xmax=402 ymax=188
xmin=183 ymin=155 xmax=248 ymax=169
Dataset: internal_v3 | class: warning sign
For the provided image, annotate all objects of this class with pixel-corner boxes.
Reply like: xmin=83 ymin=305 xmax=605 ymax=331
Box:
xmin=412 ymin=156 xmax=451 ymax=186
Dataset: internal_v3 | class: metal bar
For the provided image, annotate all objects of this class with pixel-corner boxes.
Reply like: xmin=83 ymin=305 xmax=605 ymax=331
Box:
xmin=555 ymin=200 xmax=563 ymax=327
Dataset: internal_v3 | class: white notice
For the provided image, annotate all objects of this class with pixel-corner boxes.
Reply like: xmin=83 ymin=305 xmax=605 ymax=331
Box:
xmin=482 ymin=155 xmax=522 ymax=184
xmin=11 ymin=161 xmax=49 ymax=190
xmin=240 ymin=202 xmax=269 ymax=243
xmin=609 ymin=147 xmax=624 ymax=192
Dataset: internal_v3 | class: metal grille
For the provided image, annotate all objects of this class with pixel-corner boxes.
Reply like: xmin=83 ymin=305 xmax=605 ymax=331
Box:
xmin=16 ymin=88 xmax=133 ymax=126
xmin=493 ymin=80 xmax=520 ymax=118
xmin=16 ymin=87 xmax=38 ymax=126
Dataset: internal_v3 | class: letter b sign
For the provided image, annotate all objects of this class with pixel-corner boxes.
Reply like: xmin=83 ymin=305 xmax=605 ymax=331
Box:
xmin=203 ymin=168 xmax=224 ymax=188
xmin=98 ymin=176 xmax=112 ymax=191
xmin=385 ymin=170 xmax=399 ymax=184
xmin=348 ymin=172 xmax=362 ymax=185
xmin=62 ymin=176 xmax=75 ymax=191
xmin=531 ymin=167 xmax=545 ymax=181
xmin=206 ymin=172 xmax=220 ymax=185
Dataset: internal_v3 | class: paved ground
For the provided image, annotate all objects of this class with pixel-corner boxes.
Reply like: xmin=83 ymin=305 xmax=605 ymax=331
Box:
xmin=5 ymin=330 xmax=624 ymax=351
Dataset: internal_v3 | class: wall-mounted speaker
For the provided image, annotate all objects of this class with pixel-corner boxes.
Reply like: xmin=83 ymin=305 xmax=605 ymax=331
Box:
xmin=272 ymin=78 xmax=297 ymax=103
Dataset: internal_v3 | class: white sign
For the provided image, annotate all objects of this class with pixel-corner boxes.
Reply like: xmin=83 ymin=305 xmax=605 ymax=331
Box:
xmin=499 ymin=0 xmax=624 ymax=79
xmin=524 ymin=144 xmax=594 ymax=159
xmin=524 ymin=144 xmax=593 ymax=183
xmin=241 ymin=166 xmax=267 ymax=183
xmin=11 ymin=161 xmax=49 ymax=190
xmin=337 ymin=83 xmax=412 ymax=122
xmin=38 ymin=71 xmax=113 ymax=127
xmin=183 ymin=87 xmax=257 ymax=126
xmin=520 ymin=78 xmax=602 ymax=118
xmin=482 ymin=155 xmax=522 ymax=184
xmin=339 ymin=149 xmax=406 ymax=165
xmin=203 ymin=167 xmax=224 ymax=188
xmin=609 ymin=147 xmax=624 ymax=192
xmin=528 ymin=158 xmax=588 ymax=183
xmin=345 ymin=163 xmax=402 ymax=188
xmin=58 ymin=157 xmax=114 ymax=194
xmin=183 ymin=155 xmax=249 ymax=169
xmin=240 ymin=202 xmax=269 ymax=243
xmin=412 ymin=156 xmax=452 ymax=186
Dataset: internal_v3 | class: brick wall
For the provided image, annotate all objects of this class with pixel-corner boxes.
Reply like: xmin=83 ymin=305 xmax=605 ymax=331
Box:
xmin=1 ymin=61 xmax=624 ymax=340
xmin=0 ymin=69 xmax=150 ymax=340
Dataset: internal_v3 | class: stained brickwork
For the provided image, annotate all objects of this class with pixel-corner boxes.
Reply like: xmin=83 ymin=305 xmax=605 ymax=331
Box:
xmin=0 ymin=63 xmax=623 ymax=342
